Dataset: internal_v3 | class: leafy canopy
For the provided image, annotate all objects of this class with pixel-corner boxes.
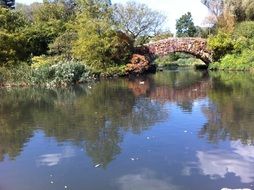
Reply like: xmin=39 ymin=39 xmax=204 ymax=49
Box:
xmin=72 ymin=0 xmax=132 ymax=70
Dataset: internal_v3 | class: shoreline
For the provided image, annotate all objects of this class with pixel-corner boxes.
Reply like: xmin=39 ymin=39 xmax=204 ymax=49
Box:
xmin=2 ymin=66 xmax=254 ymax=89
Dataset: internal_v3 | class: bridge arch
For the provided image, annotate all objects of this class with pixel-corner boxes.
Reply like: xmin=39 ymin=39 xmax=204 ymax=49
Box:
xmin=145 ymin=38 xmax=212 ymax=65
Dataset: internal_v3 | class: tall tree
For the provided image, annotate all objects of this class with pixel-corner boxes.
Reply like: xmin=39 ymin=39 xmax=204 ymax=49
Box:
xmin=0 ymin=7 xmax=29 ymax=65
xmin=176 ymin=12 xmax=197 ymax=37
xmin=202 ymin=0 xmax=254 ymax=24
xmin=202 ymin=0 xmax=224 ymax=18
xmin=72 ymin=0 xmax=132 ymax=69
xmin=113 ymin=1 xmax=166 ymax=45
xmin=202 ymin=0 xmax=224 ymax=27
xmin=224 ymin=0 xmax=254 ymax=22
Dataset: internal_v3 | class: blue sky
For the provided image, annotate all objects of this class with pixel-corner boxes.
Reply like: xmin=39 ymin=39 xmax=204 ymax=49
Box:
xmin=16 ymin=0 xmax=209 ymax=33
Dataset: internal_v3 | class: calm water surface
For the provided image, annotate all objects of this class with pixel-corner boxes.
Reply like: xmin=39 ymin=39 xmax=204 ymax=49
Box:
xmin=0 ymin=69 xmax=254 ymax=190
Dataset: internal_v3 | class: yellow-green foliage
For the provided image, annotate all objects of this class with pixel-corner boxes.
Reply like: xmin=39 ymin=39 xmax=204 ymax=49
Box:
xmin=208 ymin=31 xmax=235 ymax=61
xmin=0 ymin=7 xmax=29 ymax=65
xmin=72 ymin=0 xmax=132 ymax=70
xmin=31 ymin=55 xmax=59 ymax=69
xmin=233 ymin=21 xmax=254 ymax=51
xmin=0 ymin=7 xmax=27 ymax=33
xmin=208 ymin=21 xmax=254 ymax=71
xmin=209 ymin=49 xmax=254 ymax=71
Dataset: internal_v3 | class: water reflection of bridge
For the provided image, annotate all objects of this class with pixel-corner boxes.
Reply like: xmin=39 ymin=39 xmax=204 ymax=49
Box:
xmin=127 ymin=74 xmax=211 ymax=103
xmin=149 ymin=82 xmax=211 ymax=102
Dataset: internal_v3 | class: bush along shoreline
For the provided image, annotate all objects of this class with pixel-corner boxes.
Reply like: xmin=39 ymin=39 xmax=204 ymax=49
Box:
xmin=0 ymin=61 xmax=95 ymax=88
xmin=0 ymin=54 xmax=157 ymax=88
xmin=207 ymin=21 xmax=254 ymax=72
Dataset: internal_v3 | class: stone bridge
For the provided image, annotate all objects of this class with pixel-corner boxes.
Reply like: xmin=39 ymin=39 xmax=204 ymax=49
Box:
xmin=145 ymin=38 xmax=212 ymax=64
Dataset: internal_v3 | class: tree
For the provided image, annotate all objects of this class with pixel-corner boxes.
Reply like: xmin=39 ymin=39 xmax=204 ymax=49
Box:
xmin=244 ymin=0 xmax=254 ymax=21
xmin=202 ymin=0 xmax=254 ymax=24
xmin=22 ymin=1 xmax=68 ymax=56
xmin=0 ymin=7 xmax=29 ymax=65
xmin=0 ymin=0 xmax=15 ymax=9
xmin=195 ymin=26 xmax=211 ymax=38
xmin=224 ymin=0 xmax=246 ymax=22
xmin=224 ymin=0 xmax=254 ymax=22
xmin=201 ymin=0 xmax=224 ymax=28
xmin=0 ymin=7 xmax=27 ymax=33
xmin=202 ymin=0 xmax=224 ymax=18
xmin=72 ymin=0 xmax=133 ymax=70
xmin=113 ymin=1 xmax=166 ymax=44
xmin=176 ymin=12 xmax=197 ymax=37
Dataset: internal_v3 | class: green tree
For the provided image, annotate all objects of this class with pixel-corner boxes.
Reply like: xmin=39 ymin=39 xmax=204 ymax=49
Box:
xmin=72 ymin=0 xmax=132 ymax=70
xmin=23 ymin=1 xmax=68 ymax=56
xmin=0 ymin=7 xmax=29 ymax=65
xmin=176 ymin=12 xmax=197 ymax=37
xmin=49 ymin=31 xmax=77 ymax=59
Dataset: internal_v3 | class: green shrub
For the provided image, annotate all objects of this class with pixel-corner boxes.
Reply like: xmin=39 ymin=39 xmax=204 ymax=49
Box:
xmin=208 ymin=31 xmax=235 ymax=61
xmin=233 ymin=21 xmax=254 ymax=51
xmin=31 ymin=61 xmax=93 ymax=87
xmin=209 ymin=49 xmax=254 ymax=71
xmin=234 ymin=21 xmax=254 ymax=39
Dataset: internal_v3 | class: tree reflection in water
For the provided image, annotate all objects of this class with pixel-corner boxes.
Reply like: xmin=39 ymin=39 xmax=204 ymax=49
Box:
xmin=0 ymin=80 xmax=168 ymax=167
xmin=200 ymin=72 xmax=254 ymax=145
xmin=2 ymin=70 xmax=253 ymax=168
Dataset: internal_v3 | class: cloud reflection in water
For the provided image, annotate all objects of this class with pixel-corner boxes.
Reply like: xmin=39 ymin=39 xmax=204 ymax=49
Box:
xmin=37 ymin=147 xmax=75 ymax=167
xmin=117 ymin=169 xmax=181 ymax=190
xmin=184 ymin=141 xmax=254 ymax=183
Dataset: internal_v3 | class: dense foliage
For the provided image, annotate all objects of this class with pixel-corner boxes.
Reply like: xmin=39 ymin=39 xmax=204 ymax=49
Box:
xmin=203 ymin=0 xmax=254 ymax=71
xmin=0 ymin=0 xmax=167 ymax=86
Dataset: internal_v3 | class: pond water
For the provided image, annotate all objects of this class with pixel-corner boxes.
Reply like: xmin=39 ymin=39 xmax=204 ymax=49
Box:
xmin=0 ymin=69 xmax=254 ymax=190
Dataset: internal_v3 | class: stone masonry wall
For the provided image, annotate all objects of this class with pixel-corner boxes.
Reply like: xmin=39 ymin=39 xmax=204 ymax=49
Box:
xmin=145 ymin=38 xmax=212 ymax=64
